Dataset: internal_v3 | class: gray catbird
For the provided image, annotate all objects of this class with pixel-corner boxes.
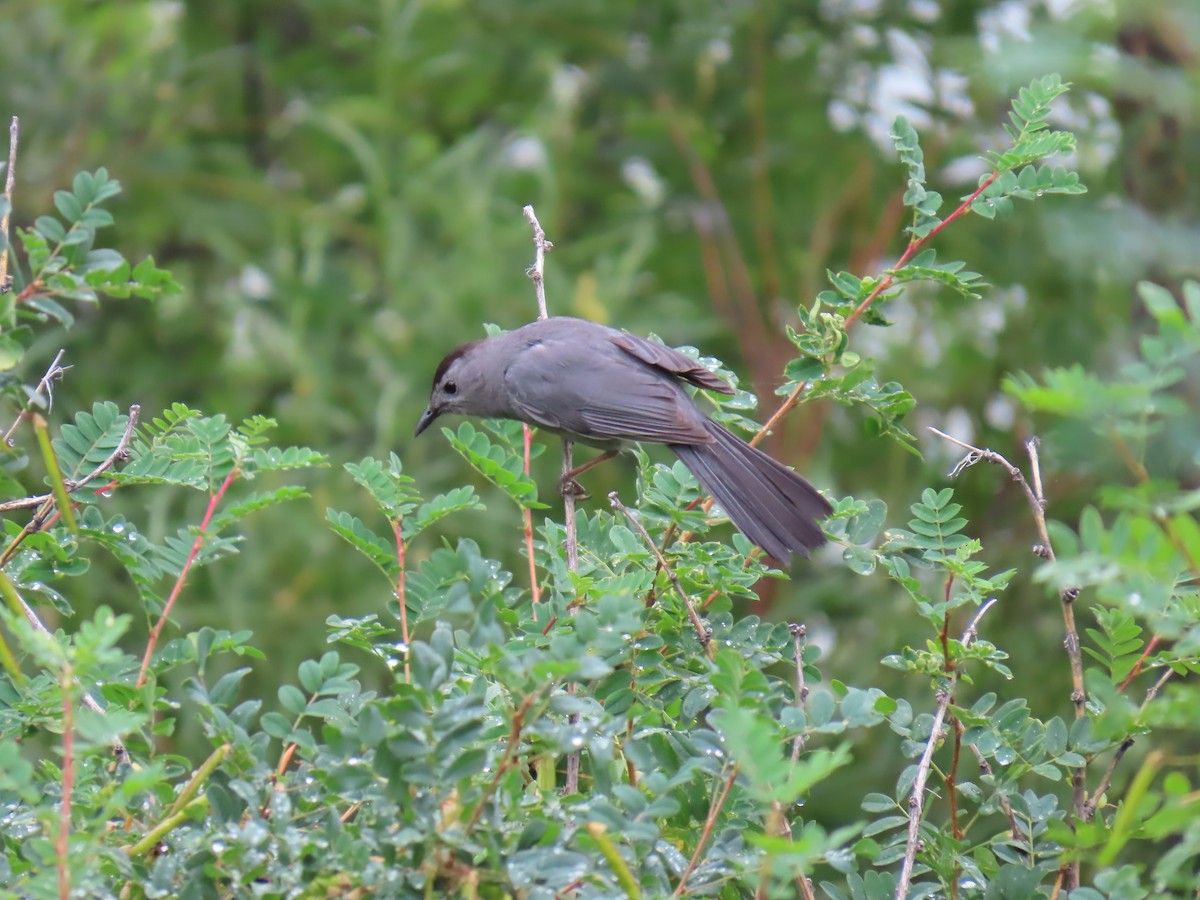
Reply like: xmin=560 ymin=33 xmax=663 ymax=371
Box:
xmin=416 ymin=316 xmax=830 ymax=562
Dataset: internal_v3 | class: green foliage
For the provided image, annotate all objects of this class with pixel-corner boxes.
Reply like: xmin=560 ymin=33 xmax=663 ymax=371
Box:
xmin=2 ymin=63 xmax=1199 ymax=899
xmin=0 ymin=169 xmax=177 ymax=374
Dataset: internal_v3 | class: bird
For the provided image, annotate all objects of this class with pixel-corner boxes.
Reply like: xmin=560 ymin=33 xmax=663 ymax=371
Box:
xmin=415 ymin=316 xmax=830 ymax=562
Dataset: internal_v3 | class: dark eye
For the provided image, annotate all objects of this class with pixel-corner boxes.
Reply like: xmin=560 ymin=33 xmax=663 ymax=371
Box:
xmin=443 ymin=381 xmax=458 ymax=395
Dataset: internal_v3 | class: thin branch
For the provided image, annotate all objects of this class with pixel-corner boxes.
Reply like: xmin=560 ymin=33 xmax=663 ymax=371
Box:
xmin=845 ymin=172 xmax=999 ymax=328
xmin=562 ymin=442 xmax=579 ymax=572
xmin=783 ymin=623 xmax=817 ymax=900
xmin=1083 ymin=667 xmax=1177 ymax=822
xmin=2 ymin=349 xmax=70 ymax=446
xmin=136 ymin=466 xmax=240 ymax=688
xmin=609 ymin=491 xmax=712 ymax=657
xmin=522 ymin=205 xmax=552 ymax=321
xmin=0 ymin=403 xmax=140 ymax=515
xmin=672 ymin=764 xmax=739 ymax=897
xmin=169 ymin=743 xmax=231 ymax=817
xmin=523 ymin=205 xmax=582 ymax=795
xmin=0 ymin=116 xmax=18 ymax=294
xmin=790 ymin=623 xmax=809 ymax=763
xmin=897 ymin=598 xmax=998 ymax=899
xmin=928 ymin=427 xmax=1088 ymax=852
xmin=967 ymin=736 xmax=1021 ymax=841
xmin=58 ymin=663 xmax=74 ymax=900
xmin=751 ymin=172 xmax=1000 ymax=453
xmin=464 ymin=692 xmax=537 ymax=835
xmin=1 ymin=575 xmax=129 ymax=765
xmin=125 ymin=797 xmax=208 ymax=857
xmin=1081 ymin=737 xmax=1134 ymax=822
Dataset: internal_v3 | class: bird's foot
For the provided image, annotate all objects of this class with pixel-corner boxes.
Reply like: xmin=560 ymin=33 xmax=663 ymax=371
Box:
xmin=559 ymin=475 xmax=590 ymax=500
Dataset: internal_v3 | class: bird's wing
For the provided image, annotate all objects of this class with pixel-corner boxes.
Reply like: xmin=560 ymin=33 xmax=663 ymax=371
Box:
xmin=609 ymin=332 xmax=734 ymax=395
xmin=502 ymin=336 xmax=712 ymax=445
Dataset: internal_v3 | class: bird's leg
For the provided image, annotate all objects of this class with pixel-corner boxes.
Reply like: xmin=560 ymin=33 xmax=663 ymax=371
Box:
xmin=559 ymin=450 xmax=618 ymax=500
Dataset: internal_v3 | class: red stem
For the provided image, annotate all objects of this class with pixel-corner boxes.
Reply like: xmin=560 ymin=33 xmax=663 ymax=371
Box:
xmin=136 ymin=467 xmax=240 ymax=688
xmin=844 ymin=171 xmax=999 ymax=327
xmin=522 ymin=424 xmax=541 ymax=618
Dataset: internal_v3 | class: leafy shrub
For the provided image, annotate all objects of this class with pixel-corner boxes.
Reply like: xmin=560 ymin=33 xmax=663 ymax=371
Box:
xmin=1 ymin=77 xmax=1197 ymax=899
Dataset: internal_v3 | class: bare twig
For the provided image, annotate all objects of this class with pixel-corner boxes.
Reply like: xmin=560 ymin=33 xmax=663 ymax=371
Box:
xmin=136 ymin=466 xmax=240 ymax=688
xmin=897 ymin=598 xmax=998 ymax=899
xmin=1083 ymin=667 xmax=1177 ymax=821
xmin=609 ymin=491 xmax=712 ymax=657
xmin=522 ymin=205 xmax=553 ymax=617
xmin=522 ymin=205 xmax=582 ymax=793
xmin=673 ymin=764 xmax=739 ymax=897
xmin=522 ymin=205 xmax=552 ymax=321
xmin=928 ymin=425 xmax=1088 ymax=881
xmin=2 ymin=349 xmax=70 ymax=446
xmin=464 ymin=692 xmax=538 ymax=834
xmin=0 ymin=405 xmax=139 ymax=588
xmin=562 ymin=443 xmax=579 ymax=572
xmin=783 ymin=623 xmax=817 ymax=900
xmin=0 ymin=403 xmax=140 ymax=514
xmin=1 ymin=575 xmax=129 ymax=765
xmin=57 ymin=664 xmax=74 ymax=900
xmin=1081 ymin=737 xmax=1134 ymax=822
xmin=790 ymin=623 xmax=809 ymax=763
xmin=0 ymin=116 xmax=18 ymax=294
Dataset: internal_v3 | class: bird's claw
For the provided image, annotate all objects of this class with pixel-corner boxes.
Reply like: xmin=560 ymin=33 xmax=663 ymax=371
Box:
xmin=559 ymin=476 xmax=589 ymax=500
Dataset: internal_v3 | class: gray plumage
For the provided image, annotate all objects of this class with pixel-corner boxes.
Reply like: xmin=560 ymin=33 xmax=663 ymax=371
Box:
xmin=416 ymin=316 xmax=830 ymax=562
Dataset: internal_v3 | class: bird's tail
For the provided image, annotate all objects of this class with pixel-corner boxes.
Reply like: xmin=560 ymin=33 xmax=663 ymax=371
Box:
xmin=672 ymin=420 xmax=831 ymax=563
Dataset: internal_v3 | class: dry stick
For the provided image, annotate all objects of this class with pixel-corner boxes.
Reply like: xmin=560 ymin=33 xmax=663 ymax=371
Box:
xmin=522 ymin=204 xmax=585 ymax=795
xmin=0 ymin=116 xmax=18 ymax=294
xmin=609 ymin=491 xmax=712 ymax=657
xmin=2 ymin=349 xmax=70 ymax=446
xmin=523 ymin=205 xmax=551 ymax=321
xmin=136 ymin=466 xmax=240 ymax=689
xmin=786 ymin=624 xmax=818 ymax=900
xmin=790 ymin=623 xmax=809 ymax=763
xmin=1082 ymin=667 xmax=1174 ymax=822
xmin=897 ymin=598 xmax=998 ymax=899
xmin=522 ymin=204 xmax=552 ymax=617
xmin=928 ymin=427 xmax=1087 ymax=890
xmin=0 ymin=404 xmax=141 ymax=516
xmin=672 ymin=764 xmax=739 ymax=898
xmin=57 ymin=664 xmax=74 ymax=900
xmin=1081 ymin=737 xmax=1134 ymax=823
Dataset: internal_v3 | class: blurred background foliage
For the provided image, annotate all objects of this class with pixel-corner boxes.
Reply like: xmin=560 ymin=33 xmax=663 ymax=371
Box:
xmin=2 ymin=0 xmax=1197 ymax=813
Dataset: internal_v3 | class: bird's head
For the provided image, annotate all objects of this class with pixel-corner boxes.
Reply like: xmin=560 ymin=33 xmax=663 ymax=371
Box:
xmin=415 ymin=339 xmax=490 ymax=436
